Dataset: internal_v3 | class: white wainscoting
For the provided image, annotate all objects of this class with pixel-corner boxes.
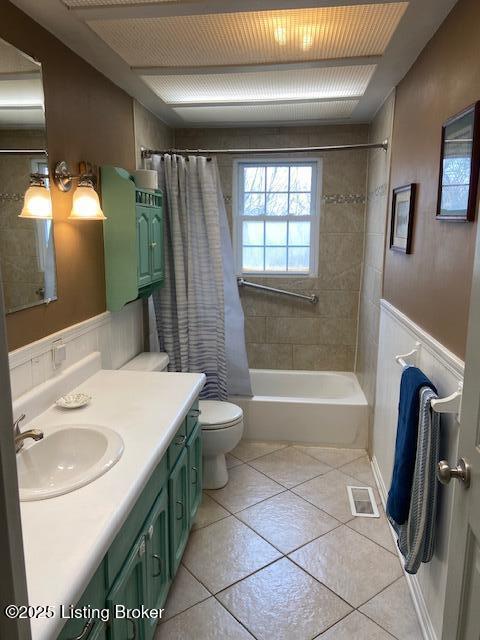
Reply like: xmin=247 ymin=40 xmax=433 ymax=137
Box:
xmin=372 ymin=299 xmax=464 ymax=640
xmin=8 ymin=300 xmax=144 ymax=400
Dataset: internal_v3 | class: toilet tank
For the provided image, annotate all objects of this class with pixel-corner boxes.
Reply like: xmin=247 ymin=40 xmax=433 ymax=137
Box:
xmin=120 ymin=352 xmax=169 ymax=372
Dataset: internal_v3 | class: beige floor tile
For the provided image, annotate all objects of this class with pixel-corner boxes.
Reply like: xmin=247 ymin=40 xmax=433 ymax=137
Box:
xmin=162 ymin=566 xmax=210 ymax=622
xmin=182 ymin=516 xmax=281 ymax=593
xmin=192 ymin=493 xmax=229 ymax=531
xmin=360 ymin=577 xmax=423 ymax=639
xmin=156 ymin=597 xmax=254 ymax=639
xmin=231 ymin=439 xmax=288 ymax=462
xmin=226 ymin=453 xmax=243 ymax=469
xmin=340 ymin=455 xmax=376 ymax=485
xmin=249 ymin=446 xmax=331 ymax=488
xmin=218 ymin=558 xmax=351 ymax=640
xmin=236 ymin=491 xmax=339 ymax=554
xmin=318 ymin=611 xmax=395 ymax=639
xmin=295 ymin=446 xmax=365 ymax=468
xmin=292 ymin=468 xmax=366 ymax=523
xmin=347 ymin=511 xmax=396 ymax=553
xmin=290 ymin=525 xmax=402 ymax=607
xmin=206 ymin=464 xmax=284 ymax=513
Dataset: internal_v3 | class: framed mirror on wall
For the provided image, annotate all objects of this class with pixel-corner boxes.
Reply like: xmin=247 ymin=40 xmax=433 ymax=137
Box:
xmin=0 ymin=37 xmax=57 ymax=314
xmin=437 ymin=101 xmax=480 ymax=222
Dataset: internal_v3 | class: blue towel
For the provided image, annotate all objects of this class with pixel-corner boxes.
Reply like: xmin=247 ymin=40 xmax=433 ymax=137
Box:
xmin=387 ymin=367 xmax=437 ymax=525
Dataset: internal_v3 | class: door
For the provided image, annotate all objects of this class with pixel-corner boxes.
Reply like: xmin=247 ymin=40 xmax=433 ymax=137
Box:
xmin=144 ymin=489 xmax=170 ymax=640
xmin=136 ymin=207 xmax=151 ymax=288
xmin=107 ymin=536 xmax=147 ymax=640
xmin=442 ymin=217 xmax=480 ymax=639
xmin=187 ymin=422 xmax=202 ymax=523
xmin=149 ymin=209 xmax=163 ymax=283
xmin=168 ymin=448 xmax=189 ymax=577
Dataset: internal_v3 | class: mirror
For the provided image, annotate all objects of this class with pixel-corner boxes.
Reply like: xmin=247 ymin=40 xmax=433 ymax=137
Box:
xmin=0 ymin=37 xmax=57 ymax=314
xmin=437 ymin=102 xmax=480 ymax=222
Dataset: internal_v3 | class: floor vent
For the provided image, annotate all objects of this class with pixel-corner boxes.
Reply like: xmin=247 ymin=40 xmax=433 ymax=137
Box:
xmin=347 ymin=485 xmax=379 ymax=518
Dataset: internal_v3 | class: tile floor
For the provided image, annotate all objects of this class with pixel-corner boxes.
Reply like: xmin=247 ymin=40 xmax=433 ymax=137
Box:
xmin=155 ymin=441 xmax=423 ymax=640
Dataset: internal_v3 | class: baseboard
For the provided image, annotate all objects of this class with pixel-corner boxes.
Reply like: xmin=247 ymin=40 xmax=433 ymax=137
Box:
xmin=370 ymin=455 xmax=438 ymax=640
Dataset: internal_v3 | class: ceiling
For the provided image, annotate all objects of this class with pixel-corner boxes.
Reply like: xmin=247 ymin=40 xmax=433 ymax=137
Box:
xmin=10 ymin=0 xmax=459 ymax=128
xmin=0 ymin=38 xmax=45 ymax=128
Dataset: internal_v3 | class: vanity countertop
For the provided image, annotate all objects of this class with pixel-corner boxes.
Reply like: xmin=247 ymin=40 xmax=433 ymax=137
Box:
xmin=19 ymin=368 xmax=205 ymax=640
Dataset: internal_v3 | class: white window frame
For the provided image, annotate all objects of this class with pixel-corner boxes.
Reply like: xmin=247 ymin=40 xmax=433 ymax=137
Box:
xmin=232 ymin=158 xmax=322 ymax=277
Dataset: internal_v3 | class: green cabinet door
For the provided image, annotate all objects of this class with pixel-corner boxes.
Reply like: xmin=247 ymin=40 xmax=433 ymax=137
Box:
xmin=168 ymin=447 xmax=189 ymax=577
xmin=149 ymin=209 xmax=164 ymax=283
xmin=107 ymin=536 xmax=147 ymax=640
xmin=58 ymin=563 xmax=106 ymax=640
xmin=187 ymin=422 xmax=202 ymax=523
xmin=136 ymin=207 xmax=151 ymax=288
xmin=144 ymin=489 xmax=170 ymax=640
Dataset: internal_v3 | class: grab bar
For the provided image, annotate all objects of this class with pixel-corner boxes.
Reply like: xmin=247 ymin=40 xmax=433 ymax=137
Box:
xmin=395 ymin=342 xmax=463 ymax=417
xmin=237 ymin=277 xmax=318 ymax=304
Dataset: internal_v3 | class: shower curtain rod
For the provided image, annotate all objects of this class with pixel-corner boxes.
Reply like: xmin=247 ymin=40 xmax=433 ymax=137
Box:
xmin=141 ymin=140 xmax=388 ymax=158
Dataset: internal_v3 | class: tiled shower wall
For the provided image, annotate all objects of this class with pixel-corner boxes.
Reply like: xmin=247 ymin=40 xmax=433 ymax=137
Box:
xmin=356 ymin=91 xmax=395 ymax=438
xmin=175 ymin=125 xmax=369 ymax=371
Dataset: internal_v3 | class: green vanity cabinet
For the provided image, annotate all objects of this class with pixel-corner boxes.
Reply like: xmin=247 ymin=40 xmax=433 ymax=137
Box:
xmin=101 ymin=166 xmax=164 ymax=312
xmin=168 ymin=447 xmax=190 ymax=577
xmin=187 ymin=422 xmax=202 ymax=523
xmin=59 ymin=397 xmax=202 ymax=640
xmin=107 ymin=536 xmax=148 ymax=640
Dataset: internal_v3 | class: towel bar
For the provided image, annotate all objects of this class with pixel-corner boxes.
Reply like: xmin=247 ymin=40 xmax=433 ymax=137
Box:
xmin=395 ymin=342 xmax=420 ymax=368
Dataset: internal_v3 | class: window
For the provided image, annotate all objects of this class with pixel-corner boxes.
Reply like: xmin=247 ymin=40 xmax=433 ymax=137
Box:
xmin=234 ymin=160 xmax=320 ymax=275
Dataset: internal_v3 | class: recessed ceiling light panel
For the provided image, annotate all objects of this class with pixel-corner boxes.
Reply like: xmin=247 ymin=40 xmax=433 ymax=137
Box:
xmin=142 ymin=64 xmax=376 ymax=104
xmin=89 ymin=4 xmax=408 ymax=67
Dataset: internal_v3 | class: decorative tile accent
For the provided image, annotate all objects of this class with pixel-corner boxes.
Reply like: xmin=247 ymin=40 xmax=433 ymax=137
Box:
xmin=217 ymin=558 xmax=351 ymax=640
xmin=322 ymin=193 xmax=366 ymax=204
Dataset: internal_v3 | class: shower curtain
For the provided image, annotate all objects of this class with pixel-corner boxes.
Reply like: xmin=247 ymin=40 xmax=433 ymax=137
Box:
xmin=150 ymin=154 xmax=251 ymax=400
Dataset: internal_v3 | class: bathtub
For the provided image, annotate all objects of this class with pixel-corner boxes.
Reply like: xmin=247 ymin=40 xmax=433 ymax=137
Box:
xmin=232 ymin=369 xmax=368 ymax=448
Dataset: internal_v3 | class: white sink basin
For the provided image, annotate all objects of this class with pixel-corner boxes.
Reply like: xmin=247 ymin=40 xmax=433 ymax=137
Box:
xmin=17 ymin=424 xmax=124 ymax=501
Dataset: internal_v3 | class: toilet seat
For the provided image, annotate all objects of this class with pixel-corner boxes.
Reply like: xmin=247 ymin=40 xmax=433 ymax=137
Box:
xmin=199 ymin=400 xmax=243 ymax=430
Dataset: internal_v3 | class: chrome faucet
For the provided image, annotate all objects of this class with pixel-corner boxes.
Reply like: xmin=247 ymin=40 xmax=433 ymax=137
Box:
xmin=13 ymin=414 xmax=44 ymax=454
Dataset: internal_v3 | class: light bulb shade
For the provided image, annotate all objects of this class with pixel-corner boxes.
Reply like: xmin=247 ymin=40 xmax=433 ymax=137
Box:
xmin=69 ymin=184 xmax=106 ymax=220
xmin=19 ymin=184 xmax=53 ymax=219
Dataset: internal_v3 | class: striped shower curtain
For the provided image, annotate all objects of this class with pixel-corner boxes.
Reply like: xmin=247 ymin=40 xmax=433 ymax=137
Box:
xmin=150 ymin=154 xmax=251 ymax=400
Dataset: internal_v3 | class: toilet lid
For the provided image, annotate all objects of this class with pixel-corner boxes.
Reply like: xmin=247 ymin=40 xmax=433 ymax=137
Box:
xmin=199 ymin=401 xmax=243 ymax=430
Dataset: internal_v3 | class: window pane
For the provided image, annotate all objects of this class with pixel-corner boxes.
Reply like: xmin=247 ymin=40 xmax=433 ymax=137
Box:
xmin=290 ymin=166 xmax=312 ymax=191
xmin=243 ymin=247 xmax=264 ymax=271
xmin=289 ymin=192 xmax=311 ymax=215
xmin=265 ymin=221 xmax=287 ymax=246
xmin=244 ymin=166 xmax=265 ymax=192
xmin=266 ymin=166 xmax=289 ymax=192
xmin=266 ymin=192 xmax=288 ymax=215
xmin=243 ymin=221 xmax=264 ymax=246
xmin=244 ymin=192 xmax=265 ymax=215
xmin=288 ymin=247 xmax=310 ymax=272
xmin=289 ymin=221 xmax=310 ymax=246
xmin=265 ymin=247 xmax=287 ymax=271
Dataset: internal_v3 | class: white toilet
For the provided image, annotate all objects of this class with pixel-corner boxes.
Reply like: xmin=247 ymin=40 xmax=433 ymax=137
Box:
xmin=199 ymin=400 xmax=244 ymax=490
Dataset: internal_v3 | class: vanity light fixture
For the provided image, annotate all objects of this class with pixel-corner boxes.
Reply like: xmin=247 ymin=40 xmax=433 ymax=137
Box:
xmin=18 ymin=173 xmax=53 ymax=220
xmin=54 ymin=160 xmax=106 ymax=220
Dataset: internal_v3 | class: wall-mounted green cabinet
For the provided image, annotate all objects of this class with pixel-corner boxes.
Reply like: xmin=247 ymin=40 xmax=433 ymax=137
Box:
xmin=58 ymin=400 xmax=201 ymax=640
xmin=101 ymin=167 xmax=164 ymax=312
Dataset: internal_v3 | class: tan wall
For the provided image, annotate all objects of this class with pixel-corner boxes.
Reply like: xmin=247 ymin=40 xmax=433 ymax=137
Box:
xmin=1 ymin=0 xmax=136 ymax=350
xmin=175 ymin=125 xmax=368 ymax=371
xmin=133 ymin=101 xmax=173 ymax=170
xmin=384 ymin=0 xmax=480 ymax=359
xmin=356 ymin=92 xmax=395 ymax=449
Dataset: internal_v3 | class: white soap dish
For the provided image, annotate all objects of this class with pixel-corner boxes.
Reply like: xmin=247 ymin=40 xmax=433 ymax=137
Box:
xmin=55 ymin=393 xmax=91 ymax=409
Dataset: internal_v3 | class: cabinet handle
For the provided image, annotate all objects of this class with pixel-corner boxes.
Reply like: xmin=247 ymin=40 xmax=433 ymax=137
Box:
xmin=176 ymin=499 xmax=184 ymax=520
xmin=138 ymin=538 xmax=146 ymax=558
xmin=127 ymin=618 xmax=137 ymax=640
xmin=190 ymin=409 xmax=201 ymax=418
xmin=191 ymin=466 xmax=198 ymax=485
xmin=148 ymin=525 xmax=154 ymax=540
xmin=175 ymin=434 xmax=187 ymax=446
xmin=152 ymin=554 xmax=162 ymax=578
xmin=151 ymin=242 xmax=157 ymax=249
xmin=67 ymin=619 xmax=95 ymax=640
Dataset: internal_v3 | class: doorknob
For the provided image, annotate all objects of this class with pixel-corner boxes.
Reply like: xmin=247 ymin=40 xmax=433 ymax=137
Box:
xmin=437 ymin=458 xmax=471 ymax=489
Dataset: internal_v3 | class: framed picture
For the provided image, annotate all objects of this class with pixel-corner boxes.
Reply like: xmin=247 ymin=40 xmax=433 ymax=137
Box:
xmin=437 ymin=101 xmax=480 ymax=221
xmin=390 ymin=184 xmax=416 ymax=253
